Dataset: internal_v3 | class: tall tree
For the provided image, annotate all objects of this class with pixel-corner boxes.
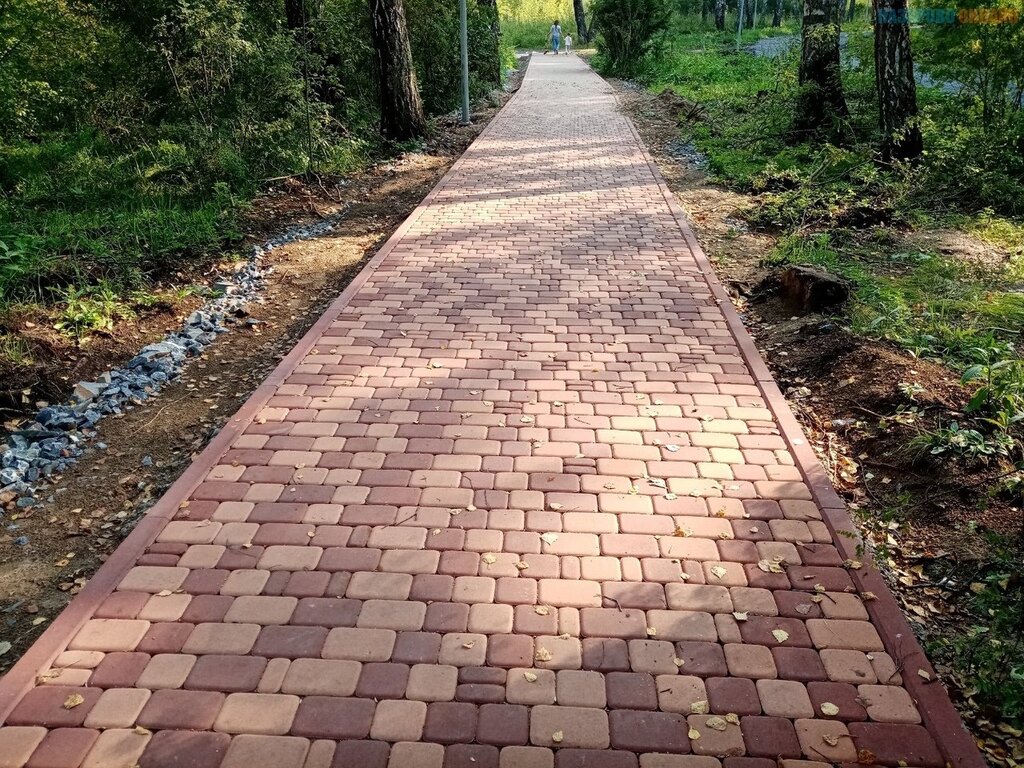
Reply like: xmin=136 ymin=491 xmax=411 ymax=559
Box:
xmin=795 ymin=0 xmax=849 ymax=135
xmin=573 ymin=0 xmax=590 ymax=42
xmin=714 ymin=0 xmax=726 ymax=29
xmin=701 ymin=0 xmax=710 ymax=26
xmin=873 ymin=0 xmax=922 ymax=159
xmin=847 ymin=0 xmax=856 ymax=20
xmin=368 ymin=0 xmax=425 ymax=140
xmin=772 ymin=0 xmax=784 ymax=26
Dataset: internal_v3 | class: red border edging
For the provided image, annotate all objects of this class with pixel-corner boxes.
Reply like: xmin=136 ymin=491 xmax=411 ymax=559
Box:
xmin=606 ymin=74 xmax=983 ymax=768
xmin=0 ymin=67 xmax=530 ymax=723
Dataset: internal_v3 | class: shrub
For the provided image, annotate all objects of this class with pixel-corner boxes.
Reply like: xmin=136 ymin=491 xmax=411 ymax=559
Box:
xmin=591 ymin=0 xmax=672 ymax=77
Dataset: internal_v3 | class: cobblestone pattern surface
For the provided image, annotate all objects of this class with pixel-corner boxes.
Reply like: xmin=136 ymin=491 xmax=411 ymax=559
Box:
xmin=0 ymin=55 xmax=964 ymax=768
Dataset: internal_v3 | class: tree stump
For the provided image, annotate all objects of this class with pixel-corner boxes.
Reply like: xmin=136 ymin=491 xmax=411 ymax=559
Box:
xmin=780 ymin=265 xmax=850 ymax=312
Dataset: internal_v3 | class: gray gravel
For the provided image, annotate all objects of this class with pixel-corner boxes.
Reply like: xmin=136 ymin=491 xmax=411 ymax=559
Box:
xmin=664 ymin=139 xmax=710 ymax=170
xmin=1 ymin=209 xmax=349 ymax=509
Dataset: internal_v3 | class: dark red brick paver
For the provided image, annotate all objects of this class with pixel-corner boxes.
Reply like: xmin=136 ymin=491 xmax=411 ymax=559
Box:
xmin=0 ymin=55 xmax=981 ymax=768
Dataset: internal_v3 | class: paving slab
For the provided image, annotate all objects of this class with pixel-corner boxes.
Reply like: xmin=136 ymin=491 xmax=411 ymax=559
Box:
xmin=0 ymin=54 xmax=982 ymax=768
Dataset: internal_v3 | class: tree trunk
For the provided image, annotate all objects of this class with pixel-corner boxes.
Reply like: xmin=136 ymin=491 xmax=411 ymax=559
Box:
xmin=847 ymin=0 xmax=856 ymax=21
xmin=714 ymin=0 xmax=726 ymax=30
xmin=702 ymin=0 xmax=710 ymax=25
xmin=368 ymin=0 xmax=426 ymax=141
xmin=745 ymin=0 xmax=755 ymax=28
xmin=795 ymin=0 xmax=849 ymax=135
xmin=873 ymin=0 xmax=922 ymax=160
xmin=478 ymin=0 xmax=503 ymax=87
xmin=773 ymin=0 xmax=784 ymax=26
xmin=573 ymin=0 xmax=590 ymax=42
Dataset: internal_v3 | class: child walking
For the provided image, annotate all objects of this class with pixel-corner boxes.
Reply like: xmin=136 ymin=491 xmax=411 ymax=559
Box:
xmin=565 ymin=33 xmax=573 ymax=53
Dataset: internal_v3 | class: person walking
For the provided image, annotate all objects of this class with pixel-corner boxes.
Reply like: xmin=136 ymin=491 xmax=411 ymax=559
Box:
xmin=547 ymin=19 xmax=562 ymax=55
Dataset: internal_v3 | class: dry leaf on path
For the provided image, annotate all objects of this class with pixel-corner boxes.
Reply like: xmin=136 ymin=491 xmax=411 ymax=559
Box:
xmin=63 ymin=694 xmax=85 ymax=709
xmin=820 ymin=702 xmax=840 ymax=716
xmin=772 ymin=629 xmax=790 ymax=643
xmin=551 ymin=730 xmax=564 ymax=744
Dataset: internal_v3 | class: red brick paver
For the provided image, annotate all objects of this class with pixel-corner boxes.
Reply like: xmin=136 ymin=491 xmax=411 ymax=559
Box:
xmin=0 ymin=55 xmax=981 ymax=768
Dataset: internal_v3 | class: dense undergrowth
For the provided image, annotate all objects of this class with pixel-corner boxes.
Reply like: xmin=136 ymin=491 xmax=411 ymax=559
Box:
xmin=594 ymin=17 xmax=1024 ymax=728
xmin=0 ymin=0 xmax=513 ymax=335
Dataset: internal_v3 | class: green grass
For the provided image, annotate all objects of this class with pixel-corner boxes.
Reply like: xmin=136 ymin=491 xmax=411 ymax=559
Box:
xmin=503 ymin=20 xmax=560 ymax=49
xmin=0 ymin=129 xmax=376 ymax=313
xmin=766 ymin=232 xmax=1024 ymax=365
xmin=0 ymin=133 xmax=245 ymax=307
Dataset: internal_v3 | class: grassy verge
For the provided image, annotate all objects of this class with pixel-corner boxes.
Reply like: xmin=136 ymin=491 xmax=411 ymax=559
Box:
xmin=0 ymin=131 xmax=374 ymax=313
xmin=616 ymin=25 xmax=1024 ymax=728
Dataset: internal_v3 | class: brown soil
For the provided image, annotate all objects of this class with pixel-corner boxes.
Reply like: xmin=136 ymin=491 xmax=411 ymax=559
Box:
xmin=0 ymin=66 xmax=526 ymax=672
xmin=610 ymin=76 xmax=1023 ymax=763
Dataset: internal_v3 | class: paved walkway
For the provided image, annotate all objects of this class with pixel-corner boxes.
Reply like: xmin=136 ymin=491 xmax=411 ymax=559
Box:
xmin=0 ymin=56 xmax=980 ymax=768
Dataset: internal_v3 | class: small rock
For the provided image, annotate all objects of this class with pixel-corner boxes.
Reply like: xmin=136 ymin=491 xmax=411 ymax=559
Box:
xmin=73 ymin=381 xmax=105 ymax=402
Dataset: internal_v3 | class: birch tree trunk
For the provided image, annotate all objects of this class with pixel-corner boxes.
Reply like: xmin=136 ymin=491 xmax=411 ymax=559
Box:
xmin=795 ymin=0 xmax=849 ymax=135
xmin=714 ymin=0 xmax=727 ymax=30
xmin=874 ymin=0 xmax=923 ymax=160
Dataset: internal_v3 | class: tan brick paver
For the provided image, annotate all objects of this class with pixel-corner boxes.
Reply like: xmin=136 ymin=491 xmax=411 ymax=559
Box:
xmin=0 ymin=54 xmax=979 ymax=768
